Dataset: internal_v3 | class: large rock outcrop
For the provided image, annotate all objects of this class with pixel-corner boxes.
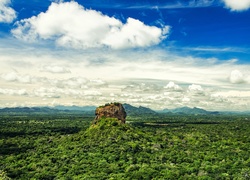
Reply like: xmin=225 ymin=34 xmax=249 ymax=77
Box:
xmin=94 ymin=103 xmax=126 ymax=124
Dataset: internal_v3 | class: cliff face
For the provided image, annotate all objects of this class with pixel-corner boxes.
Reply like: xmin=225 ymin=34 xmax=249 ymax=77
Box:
xmin=94 ymin=103 xmax=126 ymax=124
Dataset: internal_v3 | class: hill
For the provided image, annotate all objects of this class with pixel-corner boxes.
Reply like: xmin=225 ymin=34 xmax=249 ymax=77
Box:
xmin=123 ymin=103 xmax=157 ymax=116
xmin=0 ymin=105 xmax=248 ymax=115
xmin=0 ymin=104 xmax=156 ymax=116
xmin=53 ymin=105 xmax=96 ymax=112
xmin=0 ymin=107 xmax=59 ymax=113
xmin=0 ymin=106 xmax=94 ymax=115
xmin=159 ymin=106 xmax=220 ymax=115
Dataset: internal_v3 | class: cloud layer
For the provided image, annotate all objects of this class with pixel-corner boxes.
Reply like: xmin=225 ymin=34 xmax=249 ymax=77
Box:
xmin=229 ymin=70 xmax=245 ymax=84
xmin=1 ymin=73 xmax=249 ymax=111
xmin=223 ymin=0 xmax=250 ymax=11
xmin=40 ymin=65 xmax=71 ymax=74
xmin=0 ymin=48 xmax=249 ymax=111
xmin=11 ymin=1 xmax=170 ymax=49
xmin=0 ymin=0 xmax=16 ymax=23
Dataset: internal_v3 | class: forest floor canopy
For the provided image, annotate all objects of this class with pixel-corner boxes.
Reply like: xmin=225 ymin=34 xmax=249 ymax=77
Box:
xmin=0 ymin=113 xmax=250 ymax=179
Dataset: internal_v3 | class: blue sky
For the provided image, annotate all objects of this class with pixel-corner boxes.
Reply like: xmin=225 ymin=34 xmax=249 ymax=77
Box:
xmin=0 ymin=0 xmax=250 ymax=111
xmin=2 ymin=0 xmax=250 ymax=60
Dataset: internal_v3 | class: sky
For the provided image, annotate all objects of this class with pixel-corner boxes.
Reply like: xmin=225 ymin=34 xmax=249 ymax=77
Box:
xmin=0 ymin=0 xmax=250 ymax=111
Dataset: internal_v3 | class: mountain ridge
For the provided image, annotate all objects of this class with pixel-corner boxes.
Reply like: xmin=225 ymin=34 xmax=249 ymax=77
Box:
xmin=123 ymin=103 xmax=157 ymax=116
xmin=0 ymin=105 xmax=249 ymax=115
xmin=159 ymin=106 xmax=220 ymax=115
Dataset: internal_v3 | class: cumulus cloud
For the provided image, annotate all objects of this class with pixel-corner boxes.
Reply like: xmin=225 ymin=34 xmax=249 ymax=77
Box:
xmin=188 ymin=84 xmax=204 ymax=92
xmin=0 ymin=88 xmax=28 ymax=96
xmin=210 ymin=93 xmax=230 ymax=103
xmin=58 ymin=77 xmax=88 ymax=89
xmin=102 ymin=18 xmax=169 ymax=49
xmin=229 ymin=70 xmax=245 ymax=84
xmin=47 ymin=77 xmax=107 ymax=89
xmin=33 ymin=86 xmax=102 ymax=99
xmin=40 ymin=65 xmax=71 ymax=73
xmin=1 ymin=72 xmax=32 ymax=83
xmin=1 ymin=72 xmax=17 ymax=82
xmin=83 ymin=90 xmax=102 ymax=96
xmin=164 ymin=81 xmax=182 ymax=91
xmin=182 ymin=97 xmax=190 ymax=102
xmin=123 ymin=82 xmax=161 ymax=93
xmin=11 ymin=1 xmax=170 ymax=49
xmin=188 ymin=84 xmax=205 ymax=95
xmin=34 ymin=87 xmax=61 ymax=98
xmin=223 ymin=0 xmax=250 ymax=11
xmin=0 ymin=0 xmax=16 ymax=23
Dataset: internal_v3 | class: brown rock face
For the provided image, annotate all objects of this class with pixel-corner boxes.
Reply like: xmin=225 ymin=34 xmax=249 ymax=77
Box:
xmin=94 ymin=103 xmax=126 ymax=124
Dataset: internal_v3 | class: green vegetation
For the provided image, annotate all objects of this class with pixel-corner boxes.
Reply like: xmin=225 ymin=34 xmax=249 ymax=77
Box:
xmin=0 ymin=114 xmax=250 ymax=179
xmin=98 ymin=102 xmax=121 ymax=108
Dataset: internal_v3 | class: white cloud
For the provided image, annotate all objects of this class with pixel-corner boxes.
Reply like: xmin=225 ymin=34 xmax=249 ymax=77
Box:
xmin=47 ymin=77 xmax=107 ymax=89
xmin=223 ymin=0 xmax=250 ymax=11
xmin=89 ymin=79 xmax=107 ymax=86
xmin=122 ymin=82 xmax=161 ymax=93
xmin=11 ymin=1 xmax=170 ymax=49
xmin=59 ymin=77 xmax=88 ymax=89
xmin=1 ymin=72 xmax=32 ymax=83
xmin=1 ymin=71 xmax=17 ymax=82
xmin=164 ymin=81 xmax=182 ymax=91
xmin=34 ymin=87 xmax=61 ymax=98
xmin=0 ymin=46 xmax=250 ymax=111
xmin=83 ymin=90 xmax=102 ymax=96
xmin=33 ymin=86 xmax=103 ymax=99
xmin=0 ymin=0 xmax=16 ymax=23
xmin=210 ymin=93 xmax=231 ymax=103
xmin=229 ymin=70 xmax=245 ymax=84
xmin=182 ymin=97 xmax=190 ymax=102
xmin=40 ymin=65 xmax=71 ymax=73
xmin=213 ymin=90 xmax=250 ymax=98
xmin=0 ymin=88 xmax=28 ymax=96
xmin=188 ymin=84 xmax=204 ymax=92
xmin=102 ymin=18 xmax=168 ymax=49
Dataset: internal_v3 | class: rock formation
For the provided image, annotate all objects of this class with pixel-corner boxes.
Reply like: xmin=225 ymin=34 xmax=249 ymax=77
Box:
xmin=94 ymin=103 xmax=126 ymax=124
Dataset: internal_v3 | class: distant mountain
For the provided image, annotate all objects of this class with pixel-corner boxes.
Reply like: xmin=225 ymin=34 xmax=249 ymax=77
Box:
xmin=0 ymin=107 xmax=59 ymax=113
xmin=0 ymin=104 xmax=151 ymax=116
xmin=123 ymin=103 xmax=157 ymax=116
xmin=173 ymin=107 xmax=209 ymax=114
xmin=0 ymin=104 xmax=157 ymax=116
xmin=53 ymin=105 xmax=96 ymax=112
xmin=159 ymin=106 xmax=220 ymax=115
xmin=0 ymin=105 xmax=248 ymax=116
xmin=0 ymin=106 xmax=96 ymax=115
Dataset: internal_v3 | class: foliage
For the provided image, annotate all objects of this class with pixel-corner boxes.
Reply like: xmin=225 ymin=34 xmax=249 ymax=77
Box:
xmin=98 ymin=102 xmax=121 ymax=108
xmin=0 ymin=114 xmax=250 ymax=179
xmin=0 ymin=170 xmax=11 ymax=180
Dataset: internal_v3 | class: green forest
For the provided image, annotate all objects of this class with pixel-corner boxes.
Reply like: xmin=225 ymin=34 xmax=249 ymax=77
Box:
xmin=0 ymin=113 xmax=250 ymax=179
